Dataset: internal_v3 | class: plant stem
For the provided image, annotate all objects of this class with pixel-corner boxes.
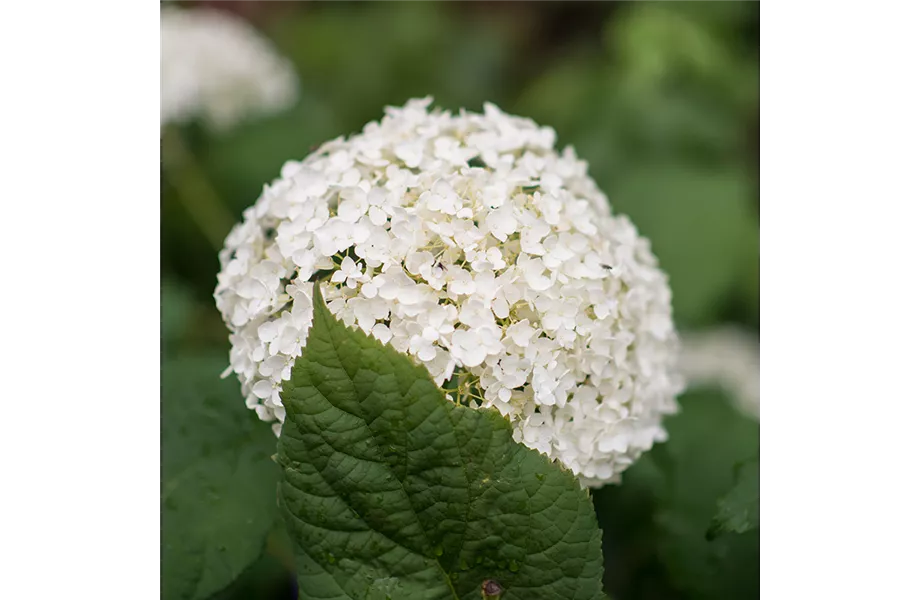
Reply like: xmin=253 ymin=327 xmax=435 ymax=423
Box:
xmin=161 ymin=126 xmax=235 ymax=251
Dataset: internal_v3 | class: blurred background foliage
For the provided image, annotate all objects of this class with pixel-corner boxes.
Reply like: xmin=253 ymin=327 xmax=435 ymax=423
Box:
xmin=161 ymin=2 xmax=759 ymax=599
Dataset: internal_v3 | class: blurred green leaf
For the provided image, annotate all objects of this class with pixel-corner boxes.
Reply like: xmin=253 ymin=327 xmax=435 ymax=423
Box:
xmin=650 ymin=390 xmax=760 ymax=599
xmin=609 ymin=5 xmax=725 ymax=87
xmin=161 ymin=175 xmax=222 ymax=299
xmin=592 ymin=451 xmax=680 ymax=600
xmin=161 ymin=353 xmax=280 ymax=600
xmin=607 ymin=3 xmax=758 ymax=114
xmin=594 ymin=390 xmax=759 ymax=600
xmin=611 ymin=164 xmax=758 ymax=326
xmin=737 ymin=229 xmax=760 ymax=326
xmin=161 ymin=278 xmax=197 ymax=353
xmin=519 ymin=66 xmax=749 ymax=173
xmin=605 ymin=86 xmax=747 ymax=167
xmin=269 ymin=2 xmax=516 ymax=129
xmin=514 ymin=58 xmax=605 ymax=141
xmin=664 ymin=0 xmax=758 ymax=37
xmin=707 ymin=458 xmax=760 ymax=540
xmin=277 ymin=286 xmax=606 ymax=600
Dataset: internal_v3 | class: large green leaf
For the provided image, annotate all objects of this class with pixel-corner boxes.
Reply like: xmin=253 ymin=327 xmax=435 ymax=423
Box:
xmin=277 ymin=286 xmax=606 ymax=600
xmin=161 ymin=354 xmax=281 ymax=600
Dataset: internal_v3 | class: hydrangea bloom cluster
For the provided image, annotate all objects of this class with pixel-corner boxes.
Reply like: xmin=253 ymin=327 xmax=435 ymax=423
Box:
xmin=160 ymin=6 xmax=298 ymax=132
xmin=679 ymin=327 xmax=760 ymax=421
xmin=215 ymin=98 xmax=683 ymax=486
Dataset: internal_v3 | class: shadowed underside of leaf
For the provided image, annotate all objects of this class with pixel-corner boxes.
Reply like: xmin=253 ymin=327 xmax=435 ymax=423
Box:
xmin=277 ymin=285 xmax=606 ymax=600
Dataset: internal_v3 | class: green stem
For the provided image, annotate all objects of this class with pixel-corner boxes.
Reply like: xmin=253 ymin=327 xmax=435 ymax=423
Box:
xmin=161 ymin=126 xmax=236 ymax=251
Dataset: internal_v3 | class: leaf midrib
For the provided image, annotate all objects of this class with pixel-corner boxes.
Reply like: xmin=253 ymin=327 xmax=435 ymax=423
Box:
xmin=316 ymin=305 xmax=464 ymax=600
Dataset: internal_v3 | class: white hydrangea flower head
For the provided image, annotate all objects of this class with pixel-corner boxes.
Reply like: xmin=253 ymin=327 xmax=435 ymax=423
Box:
xmin=215 ymin=98 xmax=684 ymax=486
xmin=160 ymin=6 xmax=298 ymax=132
xmin=679 ymin=327 xmax=760 ymax=421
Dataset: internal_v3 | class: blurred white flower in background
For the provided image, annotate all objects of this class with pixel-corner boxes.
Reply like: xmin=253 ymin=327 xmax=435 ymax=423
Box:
xmin=678 ymin=326 xmax=760 ymax=420
xmin=160 ymin=6 xmax=298 ymax=132
xmin=214 ymin=98 xmax=684 ymax=486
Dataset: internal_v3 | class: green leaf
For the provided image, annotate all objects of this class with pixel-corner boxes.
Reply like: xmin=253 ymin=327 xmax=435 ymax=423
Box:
xmin=736 ymin=228 xmax=760 ymax=328
xmin=161 ymin=278 xmax=196 ymax=354
xmin=664 ymin=0 xmax=758 ymax=37
xmin=593 ymin=390 xmax=759 ymax=600
xmin=161 ymin=353 xmax=281 ymax=600
xmin=647 ymin=391 xmax=759 ymax=599
xmin=277 ymin=286 xmax=606 ymax=600
xmin=707 ymin=458 xmax=759 ymax=540
xmin=267 ymin=2 xmax=516 ymax=133
xmin=609 ymin=5 xmax=728 ymax=88
xmin=610 ymin=164 xmax=758 ymax=327
xmin=514 ymin=59 xmax=605 ymax=144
